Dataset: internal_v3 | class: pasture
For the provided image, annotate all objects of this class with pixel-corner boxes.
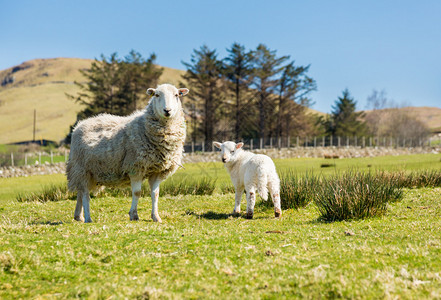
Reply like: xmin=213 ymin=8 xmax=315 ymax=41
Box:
xmin=1 ymin=154 xmax=441 ymax=298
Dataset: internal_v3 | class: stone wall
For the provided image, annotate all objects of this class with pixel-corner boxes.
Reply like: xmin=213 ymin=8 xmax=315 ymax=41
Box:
xmin=1 ymin=147 xmax=439 ymax=178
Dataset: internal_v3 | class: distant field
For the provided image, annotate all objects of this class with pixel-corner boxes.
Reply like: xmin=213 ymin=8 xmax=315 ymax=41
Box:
xmin=0 ymin=154 xmax=441 ymax=298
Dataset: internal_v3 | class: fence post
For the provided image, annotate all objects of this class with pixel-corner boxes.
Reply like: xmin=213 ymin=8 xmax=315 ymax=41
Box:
xmin=322 ymin=136 xmax=325 ymax=147
xmin=330 ymin=136 xmax=333 ymax=147
xmin=50 ymin=151 xmax=53 ymax=164
xmin=402 ymin=138 xmax=405 ymax=148
xmin=296 ymin=136 xmax=299 ymax=147
xmin=260 ymin=138 xmax=263 ymax=149
xmin=25 ymin=153 xmax=28 ymax=165
xmin=362 ymin=136 xmax=365 ymax=148
xmin=313 ymin=137 xmax=316 ymax=147
xmin=202 ymin=141 xmax=205 ymax=152
xmin=278 ymin=137 xmax=281 ymax=149
xmin=369 ymin=137 xmax=372 ymax=147
xmin=39 ymin=152 xmax=41 ymax=165
xmin=11 ymin=152 xmax=14 ymax=167
xmin=287 ymin=136 xmax=290 ymax=148
xmin=338 ymin=136 xmax=341 ymax=147
xmin=346 ymin=137 xmax=349 ymax=148
xmin=270 ymin=137 xmax=273 ymax=149
xmin=355 ymin=136 xmax=357 ymax=147
xmin=250 ymin=139 xmax=253 ymax=150
xmin=65 ymin=150 xmax=67 ymax=162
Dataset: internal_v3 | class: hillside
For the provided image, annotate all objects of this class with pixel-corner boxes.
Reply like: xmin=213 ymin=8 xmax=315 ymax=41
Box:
xmin=0 ymin=58 xmax=185 ymax=144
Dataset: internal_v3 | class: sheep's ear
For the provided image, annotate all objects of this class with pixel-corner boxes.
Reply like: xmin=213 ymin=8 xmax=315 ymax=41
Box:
xmin=236 ymin=142 xmax=244 ymax=149
xmin=147 ymin=88 xmax=156 ymax=96
xmin=178 ymin=88 xmax=189 ymax=96
xmin=213 ymin=142 xmax=222 ymax=149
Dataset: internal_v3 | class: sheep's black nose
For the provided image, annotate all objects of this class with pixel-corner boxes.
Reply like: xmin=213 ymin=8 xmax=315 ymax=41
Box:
xmin=222 ymin=158 xmax=226 ymax=163
xmin=164 ymin=109 xmax=171 ymax=116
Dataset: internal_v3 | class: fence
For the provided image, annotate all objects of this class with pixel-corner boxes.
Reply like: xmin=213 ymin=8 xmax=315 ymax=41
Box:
xmin=183 ymin=135 xmax=441 ymax=153
xmin=1 ymin=136 xmax=440 ymax=167
xmin=0 ymin=150 xmax=69 ymax=167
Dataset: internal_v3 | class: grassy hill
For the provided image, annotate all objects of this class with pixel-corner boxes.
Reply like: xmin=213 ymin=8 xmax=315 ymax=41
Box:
xmin=1 ymin=58 xmax=440 ymax=144
xmin=0 ymin=58 xmax=185 ymax=144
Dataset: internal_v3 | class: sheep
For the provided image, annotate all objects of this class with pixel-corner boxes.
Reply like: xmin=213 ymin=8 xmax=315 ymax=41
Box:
xmin=66 ymin=83 xmax=189 ymax=223
xmin=213 ymin=141 xmax=282 ymax=219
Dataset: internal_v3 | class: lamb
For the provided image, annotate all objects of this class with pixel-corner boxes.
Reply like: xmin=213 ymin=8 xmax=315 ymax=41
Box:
xmin=66 ymin=83 xmax=189 ymax=223
xmin=213 ymin=141 xmax=282 ymax=219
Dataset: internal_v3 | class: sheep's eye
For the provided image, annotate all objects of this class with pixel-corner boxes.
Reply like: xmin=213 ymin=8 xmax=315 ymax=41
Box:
xmin=231 ymin=151 xmax=234 ymax=154
xmin=175 ymin=94 xmax=178 ymax=97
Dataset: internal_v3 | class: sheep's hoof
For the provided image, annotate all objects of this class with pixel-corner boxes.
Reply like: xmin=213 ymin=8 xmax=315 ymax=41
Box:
xmin=275 ymin=209 xmax=282 ymax=218
xmin=84 ymin=218 xmax=93 ymax=223
xmin=129 ymin=211 xmax=139 ymax=221
xmin=245 ymin=212 xmax=253 ymax=219
xmin=152 ymin=214 xmax=162 ymax=223
xmin=74 ymin=215 xmax=84 ymax=222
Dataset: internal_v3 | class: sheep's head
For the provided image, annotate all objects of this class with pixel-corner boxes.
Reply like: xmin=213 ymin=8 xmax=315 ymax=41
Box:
xmin=147 ymin=84 xmax=189 ymax=119
xmin=213 ymin=141 xmax=244 ymax=163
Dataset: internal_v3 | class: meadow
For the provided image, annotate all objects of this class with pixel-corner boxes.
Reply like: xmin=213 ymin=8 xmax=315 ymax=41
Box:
xmin=1 ymin=154 xmax=441 ymax=298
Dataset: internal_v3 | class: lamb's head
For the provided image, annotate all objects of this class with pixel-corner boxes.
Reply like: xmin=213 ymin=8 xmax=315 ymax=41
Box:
xmin=147 ymin=84 xmax=189 ymax=119
xmin=213 ymin=141 xmax=244 ymax=163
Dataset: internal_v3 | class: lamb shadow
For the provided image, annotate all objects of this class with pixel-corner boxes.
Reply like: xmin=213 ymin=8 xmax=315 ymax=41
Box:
xmin=184 ymin=210 xmax=233 ymax=220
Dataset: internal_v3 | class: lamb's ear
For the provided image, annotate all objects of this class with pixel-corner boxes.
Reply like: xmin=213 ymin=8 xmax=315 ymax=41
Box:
xmin=236 ymin=142 xmax=244 ymax=149
xmin=178 ymin=88 xmax=189 ymax=96
xmin=213 ymin=142 xmax=222 ymax=149
xmin=147 ymin=88 xmax=156 ymax=96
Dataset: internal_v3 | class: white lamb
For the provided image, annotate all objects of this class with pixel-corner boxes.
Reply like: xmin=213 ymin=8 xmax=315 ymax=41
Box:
xmin=213 ymin=141 xmax=282 ymax=219
xmin=67 ymin=83 xmax=189 ymax=223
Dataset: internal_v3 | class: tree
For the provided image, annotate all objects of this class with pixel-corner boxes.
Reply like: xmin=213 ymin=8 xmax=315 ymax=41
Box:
xmin=223 ymin=43 xmax=254 ymax=140
xmin=182 ymin=45 xmax=224 ymax=149
xmin=251 ymin=44 xmax=289 ymax=141
xmin=65 ymin=51 xmax=162 ymax=143
xmin=276 ymin=61 xmax=317 ymax=139
xmin=328 ymin=89 xmax=368 ymax=137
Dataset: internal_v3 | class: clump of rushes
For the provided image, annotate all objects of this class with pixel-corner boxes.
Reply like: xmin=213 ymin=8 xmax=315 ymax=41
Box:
xmin=16 ymin=184 xmax=76 ymax=202
xmin=159 ymin=177 xmax=216 ymax=196
xmin=394 ymin=170 xmax=441 ymax=188
xmin=314 ymin=170 xmax=403 ymax=221
xmin=279 ymin=171 xmax=319 ymax=210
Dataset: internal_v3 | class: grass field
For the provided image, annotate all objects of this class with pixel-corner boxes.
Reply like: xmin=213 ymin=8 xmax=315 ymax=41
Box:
xmin=1 ymin=154 xmax=441 ymax=298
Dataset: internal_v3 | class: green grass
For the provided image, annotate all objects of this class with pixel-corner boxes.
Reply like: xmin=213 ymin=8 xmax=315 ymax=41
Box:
xmin=1 ymin=154 xmax=441 ymax=298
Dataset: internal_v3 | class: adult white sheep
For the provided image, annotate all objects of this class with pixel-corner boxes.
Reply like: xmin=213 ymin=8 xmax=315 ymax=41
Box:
xmin=213 ymin=141 xmax=282 ymax=219
xmin=67 ymin=83 xmax=189 ymax=223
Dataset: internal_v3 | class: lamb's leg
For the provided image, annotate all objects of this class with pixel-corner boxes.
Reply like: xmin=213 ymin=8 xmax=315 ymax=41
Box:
xmin=82 ymin=188 xmax=92 ymax=223
xmin=245 ymin=187 xmax=256 ymax=219
xmin=149 ymin=176 xmax=162 ymax=223
xmin=271 ymin=191 xmax=282 ymax=218
xmin=74 ymin=191 xmax=84 ymax=222
xmin=129 ymin=177 xmax=142 ymax=221
xmin=233 ymin=187 xmax=243 ymax=215
xmin=269 ymin=182 xmax=282 ymax=218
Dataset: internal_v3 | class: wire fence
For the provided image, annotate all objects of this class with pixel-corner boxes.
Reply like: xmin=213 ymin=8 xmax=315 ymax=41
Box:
xmin=1 ymin=136 xmax=440 ymax=167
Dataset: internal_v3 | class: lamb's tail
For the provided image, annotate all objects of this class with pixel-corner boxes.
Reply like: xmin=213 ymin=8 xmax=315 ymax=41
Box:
xmin=256 ymin=165 xmax=269 ymax=201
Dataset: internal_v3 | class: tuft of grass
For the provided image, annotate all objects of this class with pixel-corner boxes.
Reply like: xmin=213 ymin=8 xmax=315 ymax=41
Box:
xmin=16 ymin=184 xmax=76 ymax=202
xmin=314 ymin=171 xmax=403 ymax=221
xmin=161 ymin=177 xmax=216 ymax=196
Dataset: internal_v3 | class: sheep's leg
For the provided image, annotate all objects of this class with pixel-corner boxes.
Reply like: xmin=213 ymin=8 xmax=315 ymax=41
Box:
xmin=74 ymin=191 xmax=84 ymax=222
xmin=245 ymin=187 xmax=256 ymax=219
xmin=233 ymin=187 xmax=243 ymax=215
xmin=82 ymin=188 xmax=92 ymax=223
xmin=149 ymin=176 xmax=162 ymax=223
xmin=129 ymin=177 xmax=142 ymax=221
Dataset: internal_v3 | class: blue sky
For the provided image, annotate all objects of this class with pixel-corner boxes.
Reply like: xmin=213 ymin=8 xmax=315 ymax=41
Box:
xmin=1 ymin=0 xmax=440 ymax=112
